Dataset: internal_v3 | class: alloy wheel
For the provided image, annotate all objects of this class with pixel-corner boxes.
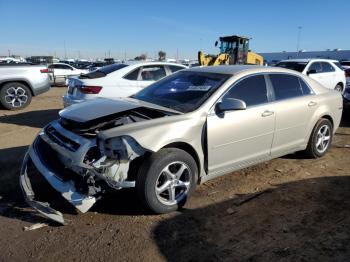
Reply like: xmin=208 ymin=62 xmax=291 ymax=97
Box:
xmin=4 ymin=87 xmax=28 ymax=108
xmin=155 ymin=161 xmax=191 ymax=206
xmin=315 ymin=124 xmax=331 ymax=154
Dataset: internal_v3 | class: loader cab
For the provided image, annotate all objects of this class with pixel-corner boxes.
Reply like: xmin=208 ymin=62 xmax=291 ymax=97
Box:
xmin=216 ymin=35 xmax=250 ymax=64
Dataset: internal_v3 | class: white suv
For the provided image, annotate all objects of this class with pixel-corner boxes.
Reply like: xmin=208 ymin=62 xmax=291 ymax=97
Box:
xmin=276 ymin=59 xmax=346 ymax=92
xmin=63 ymin=62 xmax=187 ymax=107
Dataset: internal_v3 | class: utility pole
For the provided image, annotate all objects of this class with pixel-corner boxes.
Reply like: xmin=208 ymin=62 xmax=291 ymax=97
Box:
xmin=124 ymin=51 xmax=127 ymax=61
xmin=8 ymin=49 xmax=10 ymax=57
xmin=296 ymin=26 xmax=302 ymax=56
xmin=64 ymin=40 xmax=67 ymax=59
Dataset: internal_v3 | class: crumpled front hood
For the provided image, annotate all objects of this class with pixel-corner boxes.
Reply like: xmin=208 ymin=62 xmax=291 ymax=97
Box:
xmin=59 ymin=98 xmax=142 ymax=122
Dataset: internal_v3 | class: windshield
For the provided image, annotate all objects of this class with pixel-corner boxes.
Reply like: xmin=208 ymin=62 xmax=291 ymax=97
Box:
xmin=275 ymin=61 xmax=308 ymax=72
xmin=133 ymin=71 xmax=230 ymax=113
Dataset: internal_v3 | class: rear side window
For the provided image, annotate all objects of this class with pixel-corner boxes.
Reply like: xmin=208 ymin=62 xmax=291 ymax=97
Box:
xmin=124 ymin=68 xmax=140 ymax=80
xmin=298 ymin=78 xmax=313 ymax=95
xmin=320 ymin=62 xmax=335 ymax=73
xmin=269 ymin=74 xmax=311 ymax=100
xmin=140 ymin=66 xmax=166 ymax=81
xmin=168 ymin=65 xmax=185 ymax=73
xmin=224 ymin=75 xmax=268 ymax=107
xmin=308 ymin=62 xmax=322 ymax=73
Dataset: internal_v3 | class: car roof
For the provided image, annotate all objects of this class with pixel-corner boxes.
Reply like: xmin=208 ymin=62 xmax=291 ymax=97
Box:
xmin=124 ymin=61 xmax=187 ymax=67
xmin=185 ymin=65 xmax=311 ymax=76
xmin=187 ymin=65 xmax=261 ymax=74
xmin=186 ymin=65 xmax=302 ymax=76
xmin=279 ymin=58 xmax=339 ymax=63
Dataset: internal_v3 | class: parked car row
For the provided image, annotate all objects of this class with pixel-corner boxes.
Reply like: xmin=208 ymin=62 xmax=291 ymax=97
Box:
xmin=20 ymin=65 xmax=343 ymax=224
xmin=63 ymin=61 xmax=187 ymax=107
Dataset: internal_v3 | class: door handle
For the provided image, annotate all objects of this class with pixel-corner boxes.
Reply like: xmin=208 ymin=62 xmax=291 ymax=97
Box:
xmin=308 ymin=101 xmax=317 ymax=107
xmin=261 ymin=110 xmax=274 ymax=117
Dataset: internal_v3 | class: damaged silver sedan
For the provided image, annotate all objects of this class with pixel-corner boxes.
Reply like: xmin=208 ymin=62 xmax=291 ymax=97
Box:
xmin=20 ymin=65 xmax=343 ymax=224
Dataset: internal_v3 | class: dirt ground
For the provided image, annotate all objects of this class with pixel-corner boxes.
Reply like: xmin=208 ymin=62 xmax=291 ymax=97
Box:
xmin=0 ymin=87 xmax=350 ymax=262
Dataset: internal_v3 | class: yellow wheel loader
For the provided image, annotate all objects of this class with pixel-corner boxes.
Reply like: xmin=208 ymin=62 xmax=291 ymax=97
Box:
xmin=198 ymin=35 xmax=263 ymax=66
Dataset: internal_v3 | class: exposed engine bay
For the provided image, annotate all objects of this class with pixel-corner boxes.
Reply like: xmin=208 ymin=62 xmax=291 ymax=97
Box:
xmin=20 ymin=104 xmax=176 ymax=224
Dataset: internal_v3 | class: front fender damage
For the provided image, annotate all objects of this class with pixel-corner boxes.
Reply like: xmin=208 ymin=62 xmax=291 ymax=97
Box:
xmin=93 ymin=136 xmax=147 ymax=189
xmin=20 ymin=135 xmax=147 ymax=225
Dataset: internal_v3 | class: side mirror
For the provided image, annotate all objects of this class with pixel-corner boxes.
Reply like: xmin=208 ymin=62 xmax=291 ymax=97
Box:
xmin=215 ymin=98 xmax=246 ymax=114
xmin=307 ymin=69 xmax=317 ymax=75
xmin=215 ymin=41 xmax=218 ymax=47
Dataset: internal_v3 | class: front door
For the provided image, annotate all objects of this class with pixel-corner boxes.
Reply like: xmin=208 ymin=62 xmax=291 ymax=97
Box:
xmin=207 ymin=74 xmax=275 ymax=175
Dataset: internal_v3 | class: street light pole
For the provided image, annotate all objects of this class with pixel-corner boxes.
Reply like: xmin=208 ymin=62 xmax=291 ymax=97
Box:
xmin=296 ymin=26 xmax=302 ymax=56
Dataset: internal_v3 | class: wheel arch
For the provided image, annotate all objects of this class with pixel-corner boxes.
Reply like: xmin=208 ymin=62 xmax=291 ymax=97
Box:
xmin=320 ymin=114 xmax=334 ymax=128
xmin=162 ymin=142 xmax=201 ymax=182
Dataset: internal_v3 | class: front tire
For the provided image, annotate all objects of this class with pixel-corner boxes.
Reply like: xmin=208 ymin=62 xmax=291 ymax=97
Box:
xmin=0 ymin=82 xmax=32 ymax=110
xmin=304 ymin=118 xmax=333 ymax=158
xmin=136 ymin=148 xmax=198 ymax=214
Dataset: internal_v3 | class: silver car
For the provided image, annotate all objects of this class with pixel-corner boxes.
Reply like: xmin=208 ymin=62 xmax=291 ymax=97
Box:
xmin=20 ymin=65 xmax=343 ymax=224
xmin=0 ymin=64 xmax=50 ymax=110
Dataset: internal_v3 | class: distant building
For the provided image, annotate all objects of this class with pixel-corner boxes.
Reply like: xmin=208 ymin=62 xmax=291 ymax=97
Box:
xmin=259 ymin=50 xmax=350 ymax=64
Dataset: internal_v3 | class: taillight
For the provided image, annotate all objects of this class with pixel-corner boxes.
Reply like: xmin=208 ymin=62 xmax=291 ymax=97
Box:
xmin=40 ymin=68 xmax=49 ymax=73
xmin=80 ymin=85 xmax=102 ymax=94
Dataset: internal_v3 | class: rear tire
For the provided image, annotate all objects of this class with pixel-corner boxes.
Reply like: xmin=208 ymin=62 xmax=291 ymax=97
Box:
xmin=0 ymin=82 xmax=32 ymax=110
xmin=304 ymin=118 xmax=333 ymax=158
xmin=136 ymin=148 xmax=198 ymax=214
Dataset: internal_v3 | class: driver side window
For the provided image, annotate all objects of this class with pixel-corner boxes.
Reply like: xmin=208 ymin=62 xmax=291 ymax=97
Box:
xmin=223 ymin=75 xmax=268 ymax=107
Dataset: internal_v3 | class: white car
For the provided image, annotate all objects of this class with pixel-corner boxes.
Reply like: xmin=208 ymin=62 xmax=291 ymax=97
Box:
xmin=276 ymin=59 xmax=346 ymax=92
xmin=63 ymin=62 xmax=187 ymax=107
xmin=48 ymin=63 xmax=88 ymax=85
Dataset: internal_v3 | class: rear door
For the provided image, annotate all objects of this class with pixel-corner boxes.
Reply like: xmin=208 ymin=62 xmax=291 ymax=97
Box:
xmin=268 ymin=73 xmax=317 ymax=156
xmin=207 ymin=74 xmax=275 ymax=175
xmin=307 ymin=62 xmax=336 ymax=89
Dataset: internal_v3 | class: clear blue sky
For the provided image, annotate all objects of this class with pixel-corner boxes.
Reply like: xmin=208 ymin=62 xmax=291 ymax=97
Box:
xmin=1 ymin=0 xmax=349 ymax=59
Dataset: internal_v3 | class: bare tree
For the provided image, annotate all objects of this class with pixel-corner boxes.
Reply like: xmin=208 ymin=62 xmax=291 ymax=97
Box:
xmin=134 ymin=53 xmax=147 ymax=61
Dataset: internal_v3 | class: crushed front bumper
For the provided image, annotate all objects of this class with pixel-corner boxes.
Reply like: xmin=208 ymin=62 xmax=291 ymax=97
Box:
xmin=19 ymin=144 xmax=96 ymax=225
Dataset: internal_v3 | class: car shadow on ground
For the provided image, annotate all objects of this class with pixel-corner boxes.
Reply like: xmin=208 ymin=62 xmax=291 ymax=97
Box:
xmin=0 ymin=145 xmax=28 ymax=196
xmin=0 ymin=109 xmax=60 ymax=128
xmin=0 ymin=145 xmax=54 ymax=224
xmin=152 ymin=176 xmax=350 ymax=261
